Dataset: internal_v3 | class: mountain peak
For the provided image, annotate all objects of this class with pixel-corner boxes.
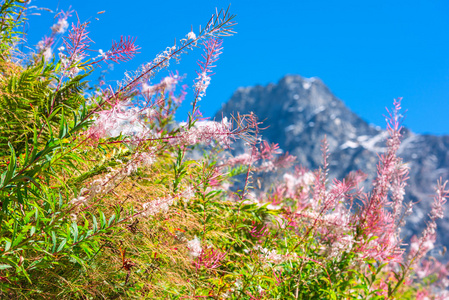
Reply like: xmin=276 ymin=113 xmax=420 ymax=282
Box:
xmin=216 ymin=74 xmax=377 ymax=157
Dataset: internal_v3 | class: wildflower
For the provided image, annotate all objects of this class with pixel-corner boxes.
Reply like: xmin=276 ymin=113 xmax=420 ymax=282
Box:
xmin=179 ymin=186 xmax=195 ymax=203
xmin=227 ymin=153 xmax=255 ymax=166
xmin=87 ymin=99 xmax=156 ymax=141
xmin=141 ymin=83 xmax=158 ymax=97
xmin=253 ymin=245 xmax=286 ymax=264
xmin=187 ymin=236 xmax=202 ymax=258
xmin=141 ymin=197 xmax=174 ymax=217
xmin=192 ymin=246 xmax=226 ymax=270
xmin=51 ymin=17 xmax=69 ymax=34
xmin=354 ymin=99 xmax=407 ymax=263
xmin=193 ymin=38 xmax=223 ymax=102
xmin=69 ymin=188 xmax=89 ymax=205
xmin=186 ymin=31 xmax=196 ymax=40
xmin=137 ymin=151 xmax=156 ymax=167
xmin=408 ymin=180 xmax=448 ymax=263
xmin=98 ymin=49 xmax=108 ymax=60
xmin=43 ymin=48 xmax=52 ymax=62
xmin=51 ymin=10 xmax=71 ymax=35
xmin=104 ymin=36 xmax=139 ymax=63
xmin=69 ymin=195 xmax=87 ymax=205
xmin=193 ymin=71 xmax=211 ymax=101
xmin=172 ymin=118 xmax=232 ymax=147
xmin=36 ymin=36 xmax=54 ymax=62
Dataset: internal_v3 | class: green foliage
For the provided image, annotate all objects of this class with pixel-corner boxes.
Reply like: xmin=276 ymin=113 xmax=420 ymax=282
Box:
xmin=0 ymin=0 xmax=26 ymax=58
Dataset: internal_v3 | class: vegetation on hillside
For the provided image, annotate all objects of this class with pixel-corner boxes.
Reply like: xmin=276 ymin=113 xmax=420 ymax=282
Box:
xmin=0 ymin=1 xmax=447 ymax=298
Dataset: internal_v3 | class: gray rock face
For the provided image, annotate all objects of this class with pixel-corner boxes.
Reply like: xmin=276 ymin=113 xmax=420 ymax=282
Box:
xmin=215 ymin=74 xmax=449 ymax=252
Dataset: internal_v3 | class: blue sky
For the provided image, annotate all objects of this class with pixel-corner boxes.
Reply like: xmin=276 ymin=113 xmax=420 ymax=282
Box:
xmin=27 ymin=0 xmax=449 ymax=135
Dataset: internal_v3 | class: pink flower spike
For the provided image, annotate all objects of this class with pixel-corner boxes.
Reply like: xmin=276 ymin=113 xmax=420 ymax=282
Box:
xmin=193 ymin=246 xmax=226 ymax=271
xmin=257 ymin=141 xmax=281 ymax=160
xmin=193 ymin=38 xmax=223 ymax=104
xmin=103 ymin=36 xmax=140 ymax=63
xmin=64 ymin=21 xmax=92 ymax=60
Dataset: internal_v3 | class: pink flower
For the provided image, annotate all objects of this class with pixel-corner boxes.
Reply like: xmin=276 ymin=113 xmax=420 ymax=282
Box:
xmin=192 ymin=246 xmax=226 ymax=270
xmin=408 ymin=180 xmax=448 ymax=263
xmin=172 ymin=118 xmax=233 ymax=147
xmin=354 ymin=98 xmax=407 ymax=263
xmin=193 ymin=38 xmax=223 ymax=102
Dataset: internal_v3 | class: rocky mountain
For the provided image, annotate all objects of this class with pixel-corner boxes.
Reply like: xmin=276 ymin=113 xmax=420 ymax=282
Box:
xmin=215 ymin=74 xmax=449 ymax=252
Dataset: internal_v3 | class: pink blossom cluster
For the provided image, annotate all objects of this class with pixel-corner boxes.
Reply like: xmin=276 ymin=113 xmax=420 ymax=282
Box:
xmin=36 ymin=37 xmax=54 ymax=62
xmin=97 ymin=36 xmax=139 ymax=64
xmin=142 ymin=75 xmax=180 ymax=98
xmin=61 ymin=21 xmax=91 ymax=77
xmin=414 ymin=259 xmax=449 ymax=285
xmin=353 ymin=99 xmax=409 ymax=263
xmin=408 ymin=180 xmax=448 ymax=263
xmin=192 ymin=246 xmax=226 ymax=271
xmin=171 ymin=118 xmax=233 ymax=147
xmin=226 ymin=141 xmax=296 ymax=173
xmin=193 ymin=38 xmax=223 ymax=102
xmin=254 ymin=100 xmax=424 ymax=267
xmin=416 ymin=289 xmax=449 ymax=300
xmin=51 ymin=20 xmax=138 ymax=79
xmin=87 ymin=99 xmax=156 ymax=142
xmin=118 ymin=9 xmax=235 ymax=95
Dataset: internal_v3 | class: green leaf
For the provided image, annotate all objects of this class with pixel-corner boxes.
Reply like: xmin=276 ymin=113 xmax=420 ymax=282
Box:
xmin=71 ymin=222 xmax=79 ymax=243
xmin=107 ymin=214 xmax=116 ymax=227
xmin=4 ymin=240 xmax=11 ymax=252
xmin=100 ymin=212 xmax=106 ymax=229
xmin=30 ymin=226 xmax=36 ymax=237
xmin=51 ymin=231 xmax=57 ymax=253
xmin=92 ymin=214 xmax=98 ymax=232
xmin=3 ymin=142 xmax=16 ymax=185
xmin=0 ymin=264 xmax=12 ymax=270
xmin=56 ymin=238 xmax=67 ymax=252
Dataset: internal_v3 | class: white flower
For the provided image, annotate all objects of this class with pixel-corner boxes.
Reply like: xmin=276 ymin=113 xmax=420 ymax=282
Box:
xmin=180 ymin=186 xmax=195 ymax=203
xmin=142 ymin=197 xmax=173 ymax=217
xmin=139 ymin=152 xmax=156 ymax=167
xmin=69 ymin=188 xmax=89 ymax=205
xmin=162 ymin=75 xmax=178 ymax=90
xmin=142 ymin=83 xmax=158 ymax=97
xmin=187 ymin=236 xmax=202 ymax=258
xmin=51 ymin=18 xmax=69 ymax=34
xmin=43 ymin=48 xmax=52 ymax=62
xmin=194 ymin=71 xmax=211 ymax=100
xmin=186 ymin=31 xmax=196 ymax=40
xmin=36 ymin=40 xmax=45 ymax=51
